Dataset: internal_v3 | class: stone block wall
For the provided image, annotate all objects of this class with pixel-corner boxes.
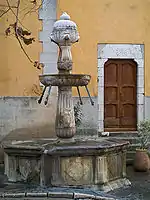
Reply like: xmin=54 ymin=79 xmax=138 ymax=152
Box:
xmin=0 ymin=95 xmax=57 ymax=142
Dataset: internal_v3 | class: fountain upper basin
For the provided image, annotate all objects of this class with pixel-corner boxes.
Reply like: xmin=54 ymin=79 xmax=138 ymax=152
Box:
xmin=39 ymin=74 xmax=91 ymax=87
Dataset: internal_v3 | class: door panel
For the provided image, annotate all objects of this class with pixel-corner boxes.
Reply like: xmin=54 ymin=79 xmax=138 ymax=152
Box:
xmin=104 ymin=59 xmax=137 ymax=130
xmin=120 ymin=60 xmax=137 ymax=128
xmin=104 ymin=61 xmax=119 ymax=128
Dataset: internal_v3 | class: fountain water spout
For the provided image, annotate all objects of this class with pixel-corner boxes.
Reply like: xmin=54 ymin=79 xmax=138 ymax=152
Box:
xmin=76 ymin=86 xmax=83 ymax=105
xmin=38 ymin=86 xmax=52 ymax=105
xmin=38 ymin=86 xmax=47 ymax=104
xmin=44 ymin=86 xmax=52 ymax=105
xmin=85 ymin=85 xmax=94 ymax=106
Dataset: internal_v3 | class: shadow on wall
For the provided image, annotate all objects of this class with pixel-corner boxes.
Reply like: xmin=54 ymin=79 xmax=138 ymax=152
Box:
xmin=2 ymin=124 xmax=56 ymax=142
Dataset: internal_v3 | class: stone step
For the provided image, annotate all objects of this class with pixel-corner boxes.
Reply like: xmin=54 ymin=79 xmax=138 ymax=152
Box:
xmin=109 ymin=136 xmax=139 ymax=145
xmin=126 ymin=151 xmax=136 ymax=166
xmin=109 ymin=131 xmax=138 ymax=137
xmin=126 ymin=158 xmax=134 ymax=165
xmin=127 ymin=144 xmax=140 ymax=151
xmin=127 ymin=151 xmax=136 ymax=158
xmin=109 ymin=133 xmax=140 ymax=165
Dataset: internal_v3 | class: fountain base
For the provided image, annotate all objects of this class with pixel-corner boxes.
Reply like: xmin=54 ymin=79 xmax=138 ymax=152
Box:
xmin=4 ymin=138 xmax=130 ymax=192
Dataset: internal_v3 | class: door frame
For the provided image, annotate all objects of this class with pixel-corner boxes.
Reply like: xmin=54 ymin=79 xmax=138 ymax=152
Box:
xmin=97 ymin=44 xmax=144 ymax=133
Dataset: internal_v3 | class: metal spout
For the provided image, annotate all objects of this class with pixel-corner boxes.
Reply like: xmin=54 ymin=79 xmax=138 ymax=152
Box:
xmin=44 ymin=86 xmax=52 ymax=105
xmin=85 ymin=85 xmax=94 ymax=106
xmin=38 ymin=86 xmax=47 ymax=104
xmin=76 ymin=86 xmax=83 ymax=105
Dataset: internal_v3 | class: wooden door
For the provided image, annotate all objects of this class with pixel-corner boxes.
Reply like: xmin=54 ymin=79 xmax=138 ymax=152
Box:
xmin=104 ymin=59 xmax=137 ymax=131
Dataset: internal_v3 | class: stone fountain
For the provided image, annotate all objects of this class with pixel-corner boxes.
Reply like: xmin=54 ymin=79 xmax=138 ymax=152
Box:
xmin=39 ymin=12 xmax=91 ymax=139
xmin=3 ymin=13 xmax=130 ymax=192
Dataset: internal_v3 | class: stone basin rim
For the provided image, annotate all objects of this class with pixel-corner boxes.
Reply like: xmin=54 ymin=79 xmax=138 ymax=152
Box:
xmin=39 ymin=74 xmax=91 ymax=77
xmin=4 ymin=139 xmax=129 ymax=156
xmin=39 ymin=74 xmax=91 ymax=87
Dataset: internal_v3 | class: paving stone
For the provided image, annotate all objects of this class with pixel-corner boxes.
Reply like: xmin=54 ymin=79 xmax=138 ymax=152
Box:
xmin=73 ymin=192 xmax=95 ymax=199
xmin=48 ymin=191 xmax=74 ymax=198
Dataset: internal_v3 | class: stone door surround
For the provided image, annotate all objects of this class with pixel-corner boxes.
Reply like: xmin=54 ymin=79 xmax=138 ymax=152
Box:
xmin=97 ymin=44 xmax=144 ymax=133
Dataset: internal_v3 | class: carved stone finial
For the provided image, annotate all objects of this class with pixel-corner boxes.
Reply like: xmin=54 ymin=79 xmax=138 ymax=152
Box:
xmin=60 ymin=12 xmax=70 ymax=20
xmin=50 ymin=12 xmax=79 ymax=45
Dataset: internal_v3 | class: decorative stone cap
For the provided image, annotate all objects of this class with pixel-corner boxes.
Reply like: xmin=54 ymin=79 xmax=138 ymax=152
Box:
xmin=53 ymin=12 xmax=77 ymax=30
xmin=50 ymin=12 xmax=80 ymax=44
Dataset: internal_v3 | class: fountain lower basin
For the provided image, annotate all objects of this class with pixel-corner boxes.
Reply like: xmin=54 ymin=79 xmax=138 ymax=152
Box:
xmin=39 ymin=74 xmax=91 ymax=87
xmin=4 ymin=138 xmax=130 ymax=192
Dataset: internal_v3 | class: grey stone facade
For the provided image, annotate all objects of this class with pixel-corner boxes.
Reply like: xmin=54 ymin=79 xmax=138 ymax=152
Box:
xmin=0 ymin=96 xmax=57 ymax=141
xmin=0 ymin=96 xmax=97 ymax=141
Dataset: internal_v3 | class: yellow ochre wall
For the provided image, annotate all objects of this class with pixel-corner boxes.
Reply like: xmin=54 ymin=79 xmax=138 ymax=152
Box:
xmin=0 ymin=0 xmax=42 ymax=96
xmin=0 ymin=0 xmax=150 ymax=97
xmin=57 ymin=0 xmax=150 ymax=96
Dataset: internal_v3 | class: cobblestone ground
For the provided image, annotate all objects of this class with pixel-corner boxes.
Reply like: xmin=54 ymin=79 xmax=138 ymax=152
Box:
xmin=0 ymin=166 xmax=150 ymax=199
xmin=109 ymin=166 xmax=150 ymax=200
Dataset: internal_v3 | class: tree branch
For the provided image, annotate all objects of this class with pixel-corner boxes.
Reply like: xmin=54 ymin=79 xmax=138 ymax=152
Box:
xmin=0 ymin=7 xmax=10 ymax=18
xmin=16 ymin=36 xmax=33 ymax=63
xmin=0 ymin=4 xmax=17 ymax=8
xmin=21 ymin=0 xmax=43 ymax=20
xmin=6 ymin=0 xmax=30 ymax=31
xmin=22 ymin=4 xmax=36 ymax=19
xmin=3 ymin=0 xmax=43 ymax=69
xmin=14 ymin=0 xmax=33 ymax=64
xmin=15 ymin=0 xmax=20 ymax=26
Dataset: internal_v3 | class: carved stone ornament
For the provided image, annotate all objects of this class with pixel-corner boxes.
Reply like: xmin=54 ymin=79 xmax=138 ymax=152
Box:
xmin=50 ymin=12 xmax=80 ymax=45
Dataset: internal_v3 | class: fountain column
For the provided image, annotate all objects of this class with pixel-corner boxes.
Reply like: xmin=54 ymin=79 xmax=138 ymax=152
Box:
xmin=50 ymin=12 xmax=80 ymax=138
xmin=55 ymin=86 xmax=75 ymax=138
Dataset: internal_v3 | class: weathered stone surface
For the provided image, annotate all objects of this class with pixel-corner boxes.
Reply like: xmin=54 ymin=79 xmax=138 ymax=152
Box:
xmin=26 ymin=192 xmax=47 ymax=197
xmin=74 ymin=192 xmax=95 ymax=199
xmin=4 ymin=145 xmax=44 ymax=183
xmin=55 ymin=86 xmax=76 ymax=138
xmin=5 ymin=156 xmax=41 ymax=183
xmin=0 ymin=191 xmax=116 ymax=199
xmin=46 ymin=138 xmax=129 ymax=156
xmin=61 ymin=156 xmax=93 ymax=186
xmin=4 ymin=138 xmax=129 ymax=192
xmin=42 ymin=139 xmax=129 ymax=191
xmin=0 ymin=192 xmax=25 ymax=198
xmin=48 ymin=192 xmax=73 ymax=198
xmin=95 ymin=156 xmax=108 ymax=184
xmin=39 ymin=74 xmax=91 ymax=87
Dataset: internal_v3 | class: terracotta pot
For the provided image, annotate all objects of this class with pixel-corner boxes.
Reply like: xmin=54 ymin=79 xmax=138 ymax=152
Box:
xmin=134 ymin=149 xmax=150 ymax=172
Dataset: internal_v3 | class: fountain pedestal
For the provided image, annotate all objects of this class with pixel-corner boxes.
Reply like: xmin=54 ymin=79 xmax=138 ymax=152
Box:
xmin=4 ymin=138 xmax=130 ymax=192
